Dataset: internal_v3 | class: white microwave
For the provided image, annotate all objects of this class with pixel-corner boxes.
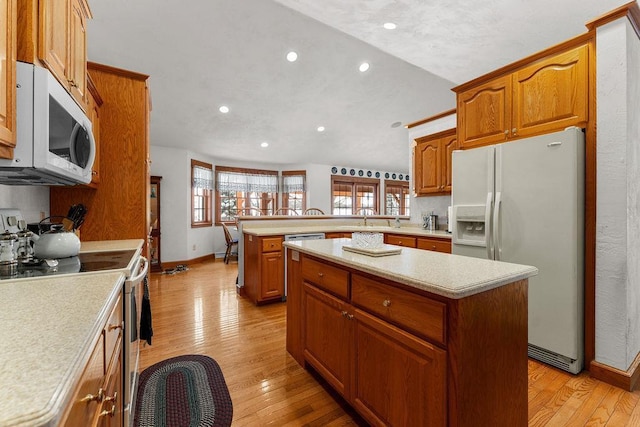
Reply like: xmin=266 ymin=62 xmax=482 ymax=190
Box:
xmin=0 ymin=62 xmax=96 ymax=185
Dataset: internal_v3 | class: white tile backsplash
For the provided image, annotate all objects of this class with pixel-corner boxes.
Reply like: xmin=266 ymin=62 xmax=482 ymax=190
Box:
xmin=0 ymin=185 xmax=49 ymax=224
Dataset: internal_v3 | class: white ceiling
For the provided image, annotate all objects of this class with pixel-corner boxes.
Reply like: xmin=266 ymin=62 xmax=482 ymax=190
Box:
xmin=86 ymin=0 xmax=628 ymax=173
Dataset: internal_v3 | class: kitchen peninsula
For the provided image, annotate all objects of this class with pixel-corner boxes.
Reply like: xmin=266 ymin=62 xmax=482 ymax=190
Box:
xmin=284 ymin=238 xmax=537 ymax=426
xmin=238 ymin=216 xmax=453 ymax=304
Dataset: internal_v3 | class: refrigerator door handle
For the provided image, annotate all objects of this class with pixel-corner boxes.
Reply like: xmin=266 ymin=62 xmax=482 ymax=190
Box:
xmin=493 ymin=191 xmax=502 ymax=261
xmin=485 ymin=192 xmax=494 ymax=259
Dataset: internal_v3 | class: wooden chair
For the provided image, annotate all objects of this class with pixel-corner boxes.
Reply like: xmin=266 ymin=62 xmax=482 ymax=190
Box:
xmin=274 ymin=207 xmax=299 ymax=215
xmin=237 ymin=208 xmax=262 ymax=216
xmin=221 ymin=223 xmax=238 ymax=264
xmin=303 ymin=208 xmax=325 ymax=215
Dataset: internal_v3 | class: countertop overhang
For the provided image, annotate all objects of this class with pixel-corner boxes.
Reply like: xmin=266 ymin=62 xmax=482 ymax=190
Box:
xmin=284 ymin=238 xmax=538 ymax=299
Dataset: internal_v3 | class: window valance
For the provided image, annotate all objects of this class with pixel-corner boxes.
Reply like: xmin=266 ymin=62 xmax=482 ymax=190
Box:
xmin=282 ymin=174 xmax=305 ymax=192
xmin=193 ymin=165 xmax=213 ymax=189
xmin=217 ymin=171 xmax=278 ymax=193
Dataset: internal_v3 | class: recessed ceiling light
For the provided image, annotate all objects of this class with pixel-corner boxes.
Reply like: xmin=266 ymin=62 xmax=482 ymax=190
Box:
xmin=383 ymin=22 xmax=397 ymax=30
xmin=286 ymin=51 xmax=298 ymax=62
xmin=359 ymin=62 xmax=370 ymax=72
xmin=260 ymin=142 xmax=269 ymax=148
xmin=391 ymin=121 xmax=402 ymax=128
xmin=219 ymin=106 xmax=229 ymax=113
xmin=317 ymin=126 xmax=325 ymax=132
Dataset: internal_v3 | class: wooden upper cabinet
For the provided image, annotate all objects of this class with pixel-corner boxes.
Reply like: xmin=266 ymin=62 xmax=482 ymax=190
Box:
xmin=414 ymin=138 xmax=440 ymax=195
xmin=38 ymin=0 xmax=69 ymax=85
xmin=457 ymin=75 xmax=511 ymax=149
xmin=442 ymin=133 xmax=457 ymax=192
xmin=455 ymin=40 xmax=590 ymax=149
xmin=414 ymin=129 xmax=457 ymax=196
xmin=31 ymin=0 xmax=90 ymax=108
xmin=0 ymin=0 xmax=17 ymax=159
xmin=86 ymin=74 xmax=102 ymax=186
xmin=68 ymin=0 xmax=88 ymax=103
xmin=512 ymin=44 xmax=588 ymax=138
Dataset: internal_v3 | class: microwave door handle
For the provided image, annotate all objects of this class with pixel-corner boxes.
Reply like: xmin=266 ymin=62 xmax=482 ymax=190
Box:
xmin=128 ymin=256 xmax=149 ymax=283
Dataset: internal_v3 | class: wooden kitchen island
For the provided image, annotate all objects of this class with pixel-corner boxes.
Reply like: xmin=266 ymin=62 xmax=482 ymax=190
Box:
xmin=284 ymin=238 xmax=538 ymax=427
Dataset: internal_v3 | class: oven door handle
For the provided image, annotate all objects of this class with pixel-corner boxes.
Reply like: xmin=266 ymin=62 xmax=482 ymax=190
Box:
xmin=128 ymin=256 xmax=149 ymax=283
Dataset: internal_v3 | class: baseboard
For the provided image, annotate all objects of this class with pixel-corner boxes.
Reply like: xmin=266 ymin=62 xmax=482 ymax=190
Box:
xmin=590 ymin=351 xmax=640 ymax=391
xmin=159 ymin=254 xmax=216 ymax=271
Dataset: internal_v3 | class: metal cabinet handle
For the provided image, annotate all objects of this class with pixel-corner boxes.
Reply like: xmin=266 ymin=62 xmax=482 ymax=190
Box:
xmin=382 ymin=299 xmax=392 ymax=307
xmin=341 ymin=310 xmax=348 ymax=317
xmin=99 ymin=404 xmax=116 ymax=418
xmin=347 ymin=313 xmax=354 ymax=320
xmin=108 ymin=321 xmax=124 ymax=332
xmin=104 ymin=392 xmax=117 ymax=403
xmin=80 ymin=388 xmax=104 ymax=403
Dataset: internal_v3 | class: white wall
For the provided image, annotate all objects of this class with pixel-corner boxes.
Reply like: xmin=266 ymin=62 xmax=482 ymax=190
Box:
xmin=0 ymin=185 xmax=49 ymax=223
xmin=595 ymin=18 xmax=640 ymax=371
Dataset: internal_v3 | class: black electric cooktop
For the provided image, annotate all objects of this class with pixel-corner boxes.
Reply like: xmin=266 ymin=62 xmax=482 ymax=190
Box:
xmin=1 ymin=249 xmax=137 ymax=280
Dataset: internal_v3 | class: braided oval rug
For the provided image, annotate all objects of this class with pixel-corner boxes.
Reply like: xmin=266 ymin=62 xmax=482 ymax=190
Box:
xmin=134 ymin=354 xmax=233 ymax=427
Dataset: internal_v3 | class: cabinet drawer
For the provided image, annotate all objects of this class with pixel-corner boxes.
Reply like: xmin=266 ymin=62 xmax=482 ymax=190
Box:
xmin=262 ymin=237 xmax=283 ymax=252
xmin=384 ymin=234 xmax=417 ymax=248
xmin=417 ymin=238 xmax=452 ymax=253
xmin=351 ymin=274 xmax=446 ymax=346
xmin=104 ymin=295 xmax=123 ymax=371
xmin=302 ymin=256 xmax=349 ymax=299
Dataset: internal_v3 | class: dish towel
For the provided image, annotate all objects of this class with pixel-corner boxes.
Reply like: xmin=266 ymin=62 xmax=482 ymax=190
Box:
xmin=140 ymin=275 xmax=153 ymax=345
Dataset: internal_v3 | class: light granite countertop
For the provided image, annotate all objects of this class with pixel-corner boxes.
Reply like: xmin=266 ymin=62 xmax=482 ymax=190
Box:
xmin=0 ymin=271 xmax=126 ymax=427
xmin=80 ymin=239 xmax=144 ymax=253
xmin=242 ymin=224 xmax=452 ymax=239
xmin=284 ymin=238 xmax=538 ymax=299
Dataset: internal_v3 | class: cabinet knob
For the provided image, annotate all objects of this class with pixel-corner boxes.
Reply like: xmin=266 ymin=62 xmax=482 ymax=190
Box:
xmin=341 ymin=310 xmax=348 ymax=318
xmin=432 ymin=245 xmax=436 ymax=250
xmin=68 ymin=79 xmax=78 ymax=88
xmin=317 ymin=272 xmax=324 ymax=277
xmin=504 ymin=130 xmax=509 ymax=135
xmin=512 ymin=128 xmax=517 ymax=135
xmin=347 ymin=313 xmax=354 ymax=320
xmin=80 ymin=388 xmax=104 ymax=403
xmin=382 ymin=299 xmax=392 ymax=307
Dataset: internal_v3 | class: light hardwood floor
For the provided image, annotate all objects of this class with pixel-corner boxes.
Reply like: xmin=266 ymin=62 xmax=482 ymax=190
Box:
xmin=140 ymin=259 xmax=640 ymax=426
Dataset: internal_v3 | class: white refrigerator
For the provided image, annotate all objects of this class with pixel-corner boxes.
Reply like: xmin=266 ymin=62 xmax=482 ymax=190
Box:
xmin=451 ymin=127 xmax=584 ymax=374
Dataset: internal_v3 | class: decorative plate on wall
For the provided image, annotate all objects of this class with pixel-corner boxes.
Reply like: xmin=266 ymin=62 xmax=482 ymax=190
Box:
xmin=358 ymin=170 xmax=363 ymax=176
xmin=375 ymin=172 xmax=380 ymax=178
xmin=331 ymin=167 xmax=338 ymax=174
xmin=367 ymin=171 xmax=372 ymax=177
xmin=399 ymin=174 xmax=403 ymax=180
xmin=405 ymin=175 xmax=410 ymax=181
xmin=350 ymin=169 xmax=355 ymax=176
xmin=392 ymin=173 xmax=397 ymax=179
xmin=341 ymin=168 xmax=347 ymax=175
xmin=385 ymin=172 xmax=390 ymax=179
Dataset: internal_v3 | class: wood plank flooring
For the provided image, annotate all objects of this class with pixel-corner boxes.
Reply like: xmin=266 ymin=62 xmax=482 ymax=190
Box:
xmin=140 ymin=259 xmax=640 ymax=426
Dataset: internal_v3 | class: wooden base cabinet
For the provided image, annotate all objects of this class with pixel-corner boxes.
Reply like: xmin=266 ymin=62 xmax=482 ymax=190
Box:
xmin=287 ymin=252 xmax=528 ymax=427
xmin=353 ymin=309 xmax=446 ymax=427
xmin=303 ymin=283 xmax=352 ymax=398
xmin=243 ymin=235 xmax=284 ymax=304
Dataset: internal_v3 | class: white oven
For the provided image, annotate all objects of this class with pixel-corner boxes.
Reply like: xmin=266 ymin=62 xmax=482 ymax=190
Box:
xmin=123 ymin=254 xmax=148 ymax=427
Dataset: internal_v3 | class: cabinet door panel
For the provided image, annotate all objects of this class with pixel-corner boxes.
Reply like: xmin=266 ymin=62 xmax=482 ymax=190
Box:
xmin=414 ymin=139 xmax=440 ymax=195
xmin=353 ymin=309 xmax=446 ymax=427
xmin=68 ymin=0 xmax=87 ymax=103
xmin=303 ymin=283 xmax=351 ymax=398
xmin=513 ymin=44 xmax=588 ymax=138
xmin=457 ymin=75 xmax=511 ymax=149
xmin=0 ymin=0 xmax=16 ymax=155
xmin=38 ymin=0 xmax=68 ymax=85
xmin=442 ymin=135 xmax=457 ymax=192
xmin=261 ymin=251 xmax=283 ymax=300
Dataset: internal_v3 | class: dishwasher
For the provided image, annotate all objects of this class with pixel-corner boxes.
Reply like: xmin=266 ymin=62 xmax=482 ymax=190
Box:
xmin=283 ymin=233 xmax=325 ymax=299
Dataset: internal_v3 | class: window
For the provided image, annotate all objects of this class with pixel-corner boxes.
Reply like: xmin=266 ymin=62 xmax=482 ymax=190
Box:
xmin=385 ymin=180 xmax=410 ymax=216
xmin=331 ymin=176 xmax=379 ymax=215
xmin=282 ymin=171 xmax=306 ymax=215
xmin=192 ymin=159 xmax=213 ymax=227
xmin=215 ymin=166 xmax=278 ymax=223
